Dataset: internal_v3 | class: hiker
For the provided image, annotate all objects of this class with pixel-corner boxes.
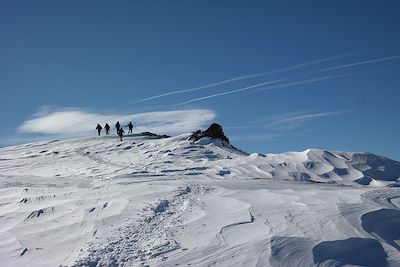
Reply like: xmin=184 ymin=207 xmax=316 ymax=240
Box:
xmin=115 ymin=121 xmax=121 ymax=133
xmin=104 ymin=123 xmax=110 ymax=135
xmin=117 ymin=127 xmax=125 ymax=141
xmin=96 ymin=124 xmax=102 ymax=136
xmin=126 ymin=122 xmax=133 ymax=134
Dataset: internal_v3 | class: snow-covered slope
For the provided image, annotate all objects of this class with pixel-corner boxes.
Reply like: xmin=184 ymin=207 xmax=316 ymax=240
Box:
xmin=2 ymin=134 xmax=398 ymax=187
xmin=1 ymin=133 xmax=400 ymax=266
xmin=252 ymin=148 xmax=400 ymax=186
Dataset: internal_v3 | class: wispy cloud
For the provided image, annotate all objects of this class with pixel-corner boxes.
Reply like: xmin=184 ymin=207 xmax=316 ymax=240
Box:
xmin=18 ymin=107 xmax=216 ymax=136
xmin=175 ymin=79 xmax=285 ymax=106
xmin=135 ymin=73 xmax=269 ymax=103
xmin=266 ymin=111 xmax=348 ymax=129
xmin=135 ymin=52 xmax=353 ymax=103
xmin=255 ymin=76 xmax=337 ymax=92
xmin=176 ymin=75 xmax=344 ymax=106
xmin=224 ymin=110 xmax=347 ymax=145
xmin=323 ymin=55 xmax=400 ymax=71
xmin=226 ymin=110 xmax=348 ymax=131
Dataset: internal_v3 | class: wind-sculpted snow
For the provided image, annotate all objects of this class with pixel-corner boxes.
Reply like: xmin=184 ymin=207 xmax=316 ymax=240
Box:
xmin=72 ymin=184 xmax=212 ymax=267
xmin=1 ymin=134 xmax=400 ymax=266
xmin=260 ymin=149 xmax=400 ymax=186
xmin=269 ymin=236 xmax=315 ymax=266
xmin=312 ymin=238 xmax=388 ymax=267
xmin=361 ymin=209 xmax=400 ymax=252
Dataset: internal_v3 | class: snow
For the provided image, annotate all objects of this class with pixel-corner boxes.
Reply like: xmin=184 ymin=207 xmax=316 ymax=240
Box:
xmin=0 ymin=133 xmax=400 ymax=266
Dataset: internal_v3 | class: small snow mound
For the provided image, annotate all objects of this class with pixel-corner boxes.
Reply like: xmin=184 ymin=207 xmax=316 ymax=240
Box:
xmin=248 ymin=153 xmax=259 ymax=160
xmin=368 ymin=179 xmax=387 ymax=188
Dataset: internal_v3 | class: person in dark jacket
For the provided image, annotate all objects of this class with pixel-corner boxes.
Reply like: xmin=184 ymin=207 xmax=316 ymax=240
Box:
xmin=104 ymin=123 xmax=110 ymax=135
xmin=115 ymin=121 xmax=121 ymax=133
xmin=117 ymin=127 xmax=125 ymax=141
xmin=96 ymin=124 xmax=102 ymax=136
xmin=126 ymin=122 xmax=133 ymax=134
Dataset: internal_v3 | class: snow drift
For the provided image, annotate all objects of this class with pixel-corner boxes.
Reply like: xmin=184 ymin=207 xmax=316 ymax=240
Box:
xmin=1 ymin=127 xmax=400 ymax=266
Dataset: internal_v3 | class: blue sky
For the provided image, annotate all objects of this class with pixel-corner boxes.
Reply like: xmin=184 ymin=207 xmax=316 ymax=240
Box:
xmin=1 ymin=1 xmax=400 ymax=159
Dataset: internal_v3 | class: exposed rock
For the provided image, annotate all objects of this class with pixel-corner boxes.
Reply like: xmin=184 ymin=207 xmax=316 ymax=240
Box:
xmin=141 ymin=132 xmax=170 ymax=139
xmin=189 ymin=123 xmax=229 ymax=144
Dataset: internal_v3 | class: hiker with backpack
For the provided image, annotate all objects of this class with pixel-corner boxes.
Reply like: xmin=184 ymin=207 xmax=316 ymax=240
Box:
xmin=126 ymin=122 xmax=133 ymax=134
xmin=115 ymin=121 xmax=121 ymax=133
xmin=104 ymin=123 xmax=111 ymax=135
xmin=117 ymin=127 xmax=125 ymax=141
xmin=104 ymin=123 xmax=110 ymax=135
xmin=96 ymin=124 xmax=102 ymax=136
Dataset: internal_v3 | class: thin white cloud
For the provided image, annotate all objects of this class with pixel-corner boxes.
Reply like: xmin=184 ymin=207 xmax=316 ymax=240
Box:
xmin=323 ymin=55 xmax=400 ymax=71
xmin=18 ymin=107 xmax=216 ymax=136
xmin=224 ymin=110 xmax=346 ymax=146
xmin=255 ymin=76 xmax=335 ymax=92
xmin=176 ymin=75 xmax=341 ymax=106
xmin=176 ymin=79 xmax=285 ymax=106
xmin=226 ymin=110 xmax=348 ymax=131
xmin=266 ymin=111 xmax=348 ymax=129
xmin=135 ymin=74 xmax=268 ymax=103
xmin=135 ymin=52 xmax=354 ymax=103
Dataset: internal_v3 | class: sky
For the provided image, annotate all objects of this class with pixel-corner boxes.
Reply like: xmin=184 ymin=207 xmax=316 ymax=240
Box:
xmin=1 ymin=1 xmax=400 ymax=159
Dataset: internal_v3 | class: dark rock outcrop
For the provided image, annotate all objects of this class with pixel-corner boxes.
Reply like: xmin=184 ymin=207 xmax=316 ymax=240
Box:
xmin=141 ymin=132 xmax=170 ymax=139
xmin=189 ymin=123 xmax=230 ymax=144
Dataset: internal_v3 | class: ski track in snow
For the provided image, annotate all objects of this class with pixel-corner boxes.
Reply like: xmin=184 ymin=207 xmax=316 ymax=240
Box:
xmin=0 ymin=134 xmax=400 ymax=266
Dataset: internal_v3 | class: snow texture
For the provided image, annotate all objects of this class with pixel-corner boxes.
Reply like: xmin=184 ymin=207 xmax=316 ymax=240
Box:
xmin=0 ymin=133 xmax=400 ymax=266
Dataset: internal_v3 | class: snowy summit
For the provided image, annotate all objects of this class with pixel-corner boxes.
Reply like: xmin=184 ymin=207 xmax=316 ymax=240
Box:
xmin=0 ymin=123 xmax=400 ymax=267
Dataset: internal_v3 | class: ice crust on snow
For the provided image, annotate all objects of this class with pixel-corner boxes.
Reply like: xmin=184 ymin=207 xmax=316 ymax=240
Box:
xmin=0 ymin=132 xmax=400 ymax=266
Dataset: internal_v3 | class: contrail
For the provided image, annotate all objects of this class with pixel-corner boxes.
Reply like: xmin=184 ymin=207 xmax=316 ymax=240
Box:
xmin=254 ymin=72 xmax=369 ymax=92
xmin=323 ymin=55 xmax=400 ymax=71
xmin=255 ymin=76 xmax=337 ymax=92
xmin=176 ymin=75 xmax=344 ymax=106
xmin=135 ymin=73 xmax=269 ymax=103
xmin=269 ymin=111 xmax=348 ymax=125
xmin=174 ymin=79 xmax=285 ymax=106
xmin=135 ymin=52 xmax=354 ymax=103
